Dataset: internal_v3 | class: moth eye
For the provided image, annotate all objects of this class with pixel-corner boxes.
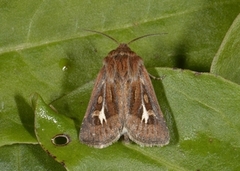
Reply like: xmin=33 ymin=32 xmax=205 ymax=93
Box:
xmin=143 ymin=94 xmax=149 ymax=103
xmin=97 ymin=96 xmax=103 ymax=104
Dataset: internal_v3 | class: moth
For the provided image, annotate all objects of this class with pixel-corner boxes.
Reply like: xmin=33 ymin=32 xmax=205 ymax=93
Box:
xmin=80 ymin=31 xmax=170 ymax=148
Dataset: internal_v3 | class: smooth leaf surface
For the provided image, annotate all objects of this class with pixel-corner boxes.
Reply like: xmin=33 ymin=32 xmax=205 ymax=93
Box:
xmin=1 ymin=0 xmax=240 ymax=146
xmin=34 ymin=68 xmax=240 ymax=171
xmin=0 ymin=144 xmax=65 ymax=171
xmin=211 ymin=13 xmax=240 ymax=84
xmin=1 ymin=0 xmax=240 ymax=170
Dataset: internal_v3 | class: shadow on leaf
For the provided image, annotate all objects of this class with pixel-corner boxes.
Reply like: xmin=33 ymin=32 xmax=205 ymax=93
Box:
xmin=14 ymin=94 xmax=36 ymax=139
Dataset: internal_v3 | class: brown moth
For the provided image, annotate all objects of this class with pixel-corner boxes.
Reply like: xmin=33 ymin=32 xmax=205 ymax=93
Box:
xmin=80 ymin=31 xmax=170 ymax=148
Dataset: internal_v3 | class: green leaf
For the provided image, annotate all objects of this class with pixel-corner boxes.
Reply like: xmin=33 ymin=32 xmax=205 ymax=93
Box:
xmin=0 ymin=144 xmax=65 ymax=171
xmin=33 ymin=68 xmax=240 ymax=170
xmin=211 ymin=13 xmax=240 ymax=84
xmin=1 ymin=0 xmax=240 ymax=170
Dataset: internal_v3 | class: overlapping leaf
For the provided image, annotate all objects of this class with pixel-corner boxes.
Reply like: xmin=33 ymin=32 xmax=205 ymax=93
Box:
xmin=1 ymin=0 xmax=240 ymax=170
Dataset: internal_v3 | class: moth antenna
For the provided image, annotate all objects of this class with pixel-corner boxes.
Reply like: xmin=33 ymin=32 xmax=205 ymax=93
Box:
xmin=83 ymin=29 xmax=119 ymax=45
xmin=127 ymin=33 xmax=167 ymax=45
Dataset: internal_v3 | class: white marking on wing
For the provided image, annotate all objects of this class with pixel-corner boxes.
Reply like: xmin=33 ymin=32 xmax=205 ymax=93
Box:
xmin=99 ymin=102 xmax=107 ymax=124
xmin=141 ymin=103 xmax=149 ymax=124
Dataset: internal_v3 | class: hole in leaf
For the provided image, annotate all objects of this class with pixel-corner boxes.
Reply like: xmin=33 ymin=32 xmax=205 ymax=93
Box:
xmin=51 ymin=134 xmax=70 ymax=146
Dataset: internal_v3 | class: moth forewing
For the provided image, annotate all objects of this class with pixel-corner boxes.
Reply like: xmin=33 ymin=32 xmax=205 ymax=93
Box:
xmin=125 ymin=65 xmax=170 ymax=147
xmin=80 ymin=36 xmax=170 ymax=148
xmin=79 ymin=67 xmax=122 ymax=148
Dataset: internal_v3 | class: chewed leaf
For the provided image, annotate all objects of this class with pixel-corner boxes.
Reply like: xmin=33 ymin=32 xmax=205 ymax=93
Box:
xmin=32 ymin=93 xmax=81 ymax=169
xmin=32 ymin=93 xmax=174 ymax=170
xmin=50 ymin=68 xmax=240 ymax=171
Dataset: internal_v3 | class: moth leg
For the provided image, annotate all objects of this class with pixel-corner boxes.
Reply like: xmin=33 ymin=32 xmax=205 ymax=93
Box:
xmin=148 ymin=73 xmax=165 ymax=80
